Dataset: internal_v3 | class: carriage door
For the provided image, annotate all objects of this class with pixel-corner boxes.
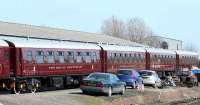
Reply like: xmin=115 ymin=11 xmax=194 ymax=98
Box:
xmin=4 ymin=40 xmax=18 ymax=77
xmin=145 ymin=51 xmax=150 ymax=70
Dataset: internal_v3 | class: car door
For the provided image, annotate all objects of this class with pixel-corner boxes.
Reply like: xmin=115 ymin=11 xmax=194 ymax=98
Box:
xmin=110 ymin=74 xmax=123 ymax=92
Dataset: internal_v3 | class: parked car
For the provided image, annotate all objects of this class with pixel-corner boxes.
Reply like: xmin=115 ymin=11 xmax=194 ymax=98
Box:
xmin=80 ymin=72 xmax=126 ymax=96
xmin=139 ymin=70 xmax=162 ymax=88
xmin=117 ymin=69 xmax=141 ymax=88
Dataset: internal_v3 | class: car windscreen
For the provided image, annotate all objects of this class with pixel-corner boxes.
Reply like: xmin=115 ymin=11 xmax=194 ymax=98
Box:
xmin=139 ymin=71 xmax=153 ymax=76
xmin=87 ymin=74 xmax=109 ymax=81
xmin=117 ymin=70 xmax=132 ymax=75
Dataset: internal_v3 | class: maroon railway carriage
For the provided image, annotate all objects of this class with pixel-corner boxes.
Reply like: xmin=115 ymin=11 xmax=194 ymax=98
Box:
xmin=176 ymin=51 xmax=199 ymax=72
xmin=1 ymin=39 xmax=102 ymax=93
xmin=0 ymin=40 xmax=10 ymax=80
xmin=100 ymin=44 xmax=146 ymax=73
xmin=0 ymin=37 xmax=199 ymax=93
xmin=146 ymin=48 xmax=176 ymax=76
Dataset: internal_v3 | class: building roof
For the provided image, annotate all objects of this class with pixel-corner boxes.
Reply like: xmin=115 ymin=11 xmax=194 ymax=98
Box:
xmin=0 ymin=21 xmax=145 ymax=47
xmin=152 ymin=35 xmax=183 ymax=42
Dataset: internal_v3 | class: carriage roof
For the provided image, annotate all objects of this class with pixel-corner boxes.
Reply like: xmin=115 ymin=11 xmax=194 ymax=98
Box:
xmin=4 ymin=39 xmax=101 ymax=50
xmin=99 ymin=44 xmax=146 ymax=52
xmin=146 ymin=48 xmax=176 ymax=55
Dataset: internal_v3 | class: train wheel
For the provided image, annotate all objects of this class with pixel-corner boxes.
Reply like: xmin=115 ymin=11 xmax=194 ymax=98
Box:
xmin=30 ymin=87 xmax=37 ymax=93
xmin=10 ymin=82 xmax=22 ymax=94
xmin=11 ymin=86 xmax=21 ymax=94
xmin=31 ymin=85 xmax=38 ymax=93
xmin=27 ymin=84 xmax=38 ymax=93
xmin=107 ymin=87 xmax=112 ymax=97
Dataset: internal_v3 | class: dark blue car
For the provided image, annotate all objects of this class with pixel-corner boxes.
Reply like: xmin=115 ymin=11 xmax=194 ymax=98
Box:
xmin=80 ymin=72 xmax=126 ymax=96
xmin=117 ymin=69 xmax=141 ymax=88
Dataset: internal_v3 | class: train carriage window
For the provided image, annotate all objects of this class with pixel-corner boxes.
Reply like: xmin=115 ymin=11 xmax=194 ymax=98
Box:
xmin=137 ymin=53 xmax=140 ymax=62
xmin=85 ymin=52 xmax=92 ymax=63
xmin=114 ymin=53 xmax=117 ymax=57
xmin=76 ymin=52 xmax=83 ymax=63
xmin=67 ymin=51 xmax=74 ymax=63
xmin=47 ymin=51 xmax=55 ymax=63
xmin=109 ymin=53 xmax=114 ymax=62
xmin=127 ymin=53 xmax=131 ymax=62
xmin=91 ymin=52 xmax=97 ymax=62
xmin=159 ymin=55 xmax=161 ymax=59
xmin=119 ymin=53 xmax=122 ymax=58
xmin=141 ymin=54 xmax=144 ymax=62
xmin=154 ymin=55 xmax=157 ymax=59
xmin=118 ymin=53 xmax=122 ymax=62
xmin=113 ymin=53 xmax=117 ymax=62
xmin=136 ymin=53 xmax=139 ymax=62
xmin=58 ymin=51 xmax=65 ymax=63
xmin=122 ymin=53 xmax=124 ymax=62
xmin=36 ymin=51 xmax=44 ymax=63
xmin=124 ymin=53 xmax=128 ymax=62
xmin=133 ymin=53 xmax=136 ymax=62
xmin=26 ymin=51 xmax=32 ymax=63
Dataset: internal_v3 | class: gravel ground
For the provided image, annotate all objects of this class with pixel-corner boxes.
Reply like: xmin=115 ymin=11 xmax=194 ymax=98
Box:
xmin=162 ymin=98 xmax=200 ymax=105
xmin=0 ymin=89 xmax=84 ymax=105
xmin=0 ymin=87 xmax=200 ymax=105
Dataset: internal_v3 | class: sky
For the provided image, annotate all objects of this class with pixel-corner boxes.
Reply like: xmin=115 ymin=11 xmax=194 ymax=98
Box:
xmin=0 ymin=0 xmax=200 ymax=52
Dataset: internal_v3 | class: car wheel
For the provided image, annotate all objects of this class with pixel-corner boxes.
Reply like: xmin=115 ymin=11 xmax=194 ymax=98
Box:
xmin=82 ymin=90 xmax=88 ymax=94
xmin=107 ymin=87 xmax=112 ymax=97
xmin=153 ymin=83 xmax=157 ymax=88
xmin=120 ymin=86 xmax=125 ymax=95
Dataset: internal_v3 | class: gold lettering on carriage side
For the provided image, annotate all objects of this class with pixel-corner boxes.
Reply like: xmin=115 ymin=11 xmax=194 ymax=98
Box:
xmin=48 ymin=66 xmax=66 ymax=70
xmin=66 ymin=66 xmax=83 ymax=69
xmin=48 ymin=66 xmax=56 ymax=70
xmin=55 ymin=66 xmax=66 ymax=69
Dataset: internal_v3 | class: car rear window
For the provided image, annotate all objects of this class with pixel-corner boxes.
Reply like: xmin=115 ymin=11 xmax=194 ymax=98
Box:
xmin=87 ymin=74 xmax=109 ymax=81
xmin=118 ymin=70 xmax=132 ymax=75
xmin=139 ymin=71 xmax=153 ymax=76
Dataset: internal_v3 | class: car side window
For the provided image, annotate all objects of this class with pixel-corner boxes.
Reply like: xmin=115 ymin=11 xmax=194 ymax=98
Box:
xmin=111 ymin=75 xmax=119 ymax=83
xmin=154 ymin=73 xmax=158 ymax=78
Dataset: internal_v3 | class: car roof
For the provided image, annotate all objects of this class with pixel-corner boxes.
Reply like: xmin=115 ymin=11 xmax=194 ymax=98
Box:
xmin=139 ymin=70 xmax=155 ymax=73
xmin=90 ymin=72 xmax=113 ymax=76
xmin=118 ymin=69 xmax=137 ymax=71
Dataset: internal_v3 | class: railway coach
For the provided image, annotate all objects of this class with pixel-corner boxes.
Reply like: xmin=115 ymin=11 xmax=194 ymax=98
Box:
xmin=146 ymin=48 xmax=177 ymax=76
xmin=176 ymin=51 xmax=199 ymax=72
xmin=99 ymin=44 xmax=146 ymax=73
xmin=0 ymin=39 xmax=102 ymax=93
xmin=0 ymin=38 xmax=198 ymax=93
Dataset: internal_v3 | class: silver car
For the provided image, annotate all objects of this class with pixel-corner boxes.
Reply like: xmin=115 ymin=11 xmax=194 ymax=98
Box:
xmin=139 ymin=70 xmax=162 ymax=88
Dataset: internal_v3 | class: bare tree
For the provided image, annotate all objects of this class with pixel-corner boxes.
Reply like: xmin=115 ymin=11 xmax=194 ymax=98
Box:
xmin=101 ymin=16 xmax=125 ymax=39
xmin=125 ymin=18 xmax=160 ymax=47
xmin=101 ymin=16 xmax=161 ymax=47
xmin=126 ymin=18 xmax=148 ymax=42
